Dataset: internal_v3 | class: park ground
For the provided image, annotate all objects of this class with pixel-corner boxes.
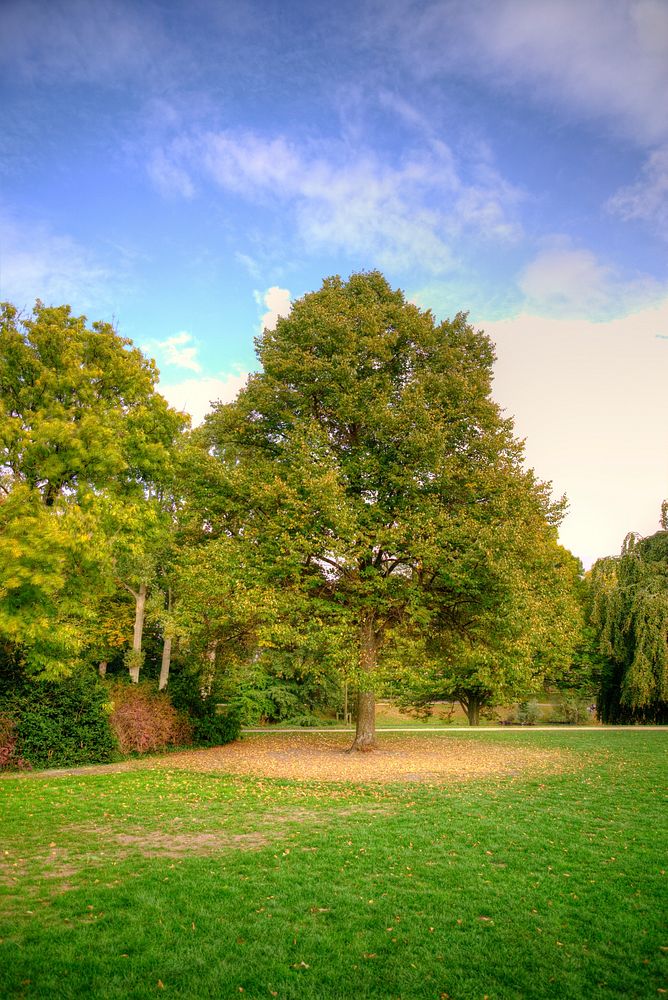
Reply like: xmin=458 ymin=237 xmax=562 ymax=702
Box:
xmin=1 ymin=729 xmax=666 ymax=999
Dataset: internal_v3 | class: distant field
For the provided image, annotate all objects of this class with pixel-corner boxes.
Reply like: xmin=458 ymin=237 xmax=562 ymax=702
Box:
xmin=1 ymin=731 xmax=666 ymax=999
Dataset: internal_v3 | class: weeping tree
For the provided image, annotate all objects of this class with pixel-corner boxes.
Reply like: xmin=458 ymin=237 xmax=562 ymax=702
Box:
xmin=589 ymin=513 xmax=668 ymax=724
xmin=187 ymin=271 xmax=564 ymax=750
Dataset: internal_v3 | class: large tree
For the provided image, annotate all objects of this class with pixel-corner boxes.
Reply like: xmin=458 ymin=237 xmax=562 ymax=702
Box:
xmin=189 ymin=271 xmax=565 ymax=749
xmin=589 ymin=519 xmax=668 ymax=723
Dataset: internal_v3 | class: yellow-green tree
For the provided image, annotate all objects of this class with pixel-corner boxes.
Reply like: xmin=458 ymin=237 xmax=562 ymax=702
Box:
xmin=0 ymin=301 xmax=187 ymax=678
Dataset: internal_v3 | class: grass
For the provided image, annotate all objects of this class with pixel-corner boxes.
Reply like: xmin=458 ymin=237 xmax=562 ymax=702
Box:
xmin=1 ymin=731 xmax=666 ymax=999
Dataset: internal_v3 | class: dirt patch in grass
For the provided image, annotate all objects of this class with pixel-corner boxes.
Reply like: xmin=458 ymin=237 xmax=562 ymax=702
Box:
xmin=113 ymin=830 xmax=272 ymax=856
xmin=152 ymin=732 xmax=579 ymax=784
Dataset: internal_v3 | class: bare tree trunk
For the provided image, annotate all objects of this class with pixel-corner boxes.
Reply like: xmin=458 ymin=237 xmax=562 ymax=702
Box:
xmin=348 ymin=618 xmax=379 ymax=751
xmin=158 ymin=636 xmax=172 ymax=691
xmin=201 ymin=641 xmax=217 ymax=697
xmin=461 ymin=696 xmax=481 ymax=726
xmin=158 ymin=588 xmax=173 ymax=691
xmin=129 ymin=582 xmax=147 ymax=683
xmin=98 ymin=660 xmax=107 ymax=678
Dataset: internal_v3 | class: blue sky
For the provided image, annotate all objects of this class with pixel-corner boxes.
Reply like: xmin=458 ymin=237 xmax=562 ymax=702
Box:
xmin=1 ymin=0 xmax=667 ymax=566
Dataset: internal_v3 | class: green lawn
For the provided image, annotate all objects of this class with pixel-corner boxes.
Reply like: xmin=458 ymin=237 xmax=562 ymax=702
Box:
xmin=1 ymin=731 xmax=666 ymax=999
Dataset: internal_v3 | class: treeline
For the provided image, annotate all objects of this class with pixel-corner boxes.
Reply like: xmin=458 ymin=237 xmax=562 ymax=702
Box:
xmin=0 ymin=275 xmax=664 ymax=765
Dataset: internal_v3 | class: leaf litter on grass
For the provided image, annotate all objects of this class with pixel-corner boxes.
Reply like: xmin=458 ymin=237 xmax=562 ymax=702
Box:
xmin=147 ymin=732 xmax=586 ymax=784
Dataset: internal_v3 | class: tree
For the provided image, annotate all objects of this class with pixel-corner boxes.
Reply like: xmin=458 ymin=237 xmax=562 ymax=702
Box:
xmin=0 ymin=301 xmax=185 ymax=503
xmin=0 ymin=301 xmax=188 ymax=679
xmin=188 ymin=271 xmax=565 ymax=749
xmin=589 ymin=522 xmax=668 ymax=723
xmin=392 ymin=540 xmax=585 ymax=724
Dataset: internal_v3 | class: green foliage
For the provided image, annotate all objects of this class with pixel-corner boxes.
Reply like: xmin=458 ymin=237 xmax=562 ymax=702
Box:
xmin=547 ymin=696 xmax=593 ymax=725
xmin=390 ymin=541 xmax=585 ymax=724
xmin=191 ymin=707 xmax=241 ymax=746
xmin=181 ymin=272 xmax=568 ymax=741
xmin=0 ymin=300 xmax=188 ymax=681
xmin=0 ymin=300 xmax=186 ymax=503
xmin=589 ymin=525 xmax=668 ymax=723
xmin=515 ymin=699 xmax=540 ymax=725
xmin=156 ymin=667 xmax=241 ymax=746
xmin=0 ymin=671 xmax=116 ymax=768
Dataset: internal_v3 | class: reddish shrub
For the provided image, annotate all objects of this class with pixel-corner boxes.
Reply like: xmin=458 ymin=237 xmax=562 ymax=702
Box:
xmin=109 ymin=683 xmax=193 ymax=755
xmin=0 ymin=713 xmax=31 ymax=770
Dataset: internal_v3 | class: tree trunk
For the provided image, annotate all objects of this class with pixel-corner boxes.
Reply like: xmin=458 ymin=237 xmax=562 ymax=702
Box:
xmin=98 ymin=660 xmax=107 ymax=678
xmin=158 ymin=636 xmax=172 ymax=691
xmin=158 ymin=588 xmax=173 ymax=691
xmin=348 ymin=618 xmax=379 ymax=751
xmin=462 ymin=696 xmax=481 ymax=726
xmin=201 ymin=641 xmax=217 ymax=697
xmin=129 ymin=582 xmax=147 ymax=683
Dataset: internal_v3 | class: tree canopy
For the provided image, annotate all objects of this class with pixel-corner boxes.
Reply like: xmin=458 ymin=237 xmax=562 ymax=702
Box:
xmin=0 ymin=301 xmax=185 ymax=504
xmin=184 ymin=271 xmax=572 ymax=747
xmin=0 ymin=301 xmax=187 ymax=679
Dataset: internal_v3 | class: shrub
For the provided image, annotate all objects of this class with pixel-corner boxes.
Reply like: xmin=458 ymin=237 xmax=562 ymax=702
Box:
xmin=108 ymin=682 xmax=193 ymax=754
xmin=0 ymin=672 xmax=117 ymax=769
xmin=0 ymin=713 xmax=30 ymax=770
xmin=548 ymin=697 xmax=593 ymax=725
xmin=283 ymin=712 xmax=321 ymax=728
xmin=505 ymin=700 xmax=541 ymax=726
xmin=167 ymin=668 xmax=241 ymax=745
xmin=192 ymin=706 xmax=241 ymax=746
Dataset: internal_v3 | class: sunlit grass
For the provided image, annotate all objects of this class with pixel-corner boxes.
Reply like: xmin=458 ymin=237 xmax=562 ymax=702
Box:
xmin=1 ymin=731 xmax=666 ymax=999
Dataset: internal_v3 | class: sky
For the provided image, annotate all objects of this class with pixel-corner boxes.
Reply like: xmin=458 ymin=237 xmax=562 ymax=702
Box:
xmin=1 ymin=0 xmax=667 ymax=568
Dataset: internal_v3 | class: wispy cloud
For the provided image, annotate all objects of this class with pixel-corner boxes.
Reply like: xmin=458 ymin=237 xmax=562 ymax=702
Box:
xmin=147 ymin=149 xmax=196 ymax=200
xmin=0 ymin=0 xmax=171 ymax=86
xmin=379 ymin=0 xmax=668 ymax=146
xmin=0 ymin=211 xmax=112 ymax=309
xmin=517 ymin=239 xmax=663 ymax=319
xmin=143 ymin=331 xmax=202 ymax=373
xmin=149 ymin=128 xmax=523 ymax=275
xmin=607 ymin=145 xmax=668 ymax=238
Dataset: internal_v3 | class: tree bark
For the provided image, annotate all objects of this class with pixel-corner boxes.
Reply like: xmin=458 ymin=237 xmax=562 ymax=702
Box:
xmin=462 ymin=696 xmax=481 ymax=726
xmin=98 ymin=660 xmax=107 ymax=678
xmin=201 ymin=641 xmax=217 ymax=697
xmin=158 ymin=588 xmax=173 ymax=691
xmin=348 ymin=618 xmax=379 ymax=751
xmin=129 ymin=582 xmax=147 ymax=683
xmin=158 ymin=636 xmax=172 ymax=691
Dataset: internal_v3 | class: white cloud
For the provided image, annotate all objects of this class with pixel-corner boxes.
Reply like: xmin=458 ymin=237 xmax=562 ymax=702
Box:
xmin=607 ymin=145 xmax=668 ymax=237
xmin=0 ymin=211 xmax=111 ymax=309
xmin=257 ymin=286 xmax=291 ymax=332
xmin=384 ymin=0 xmax=668 ymax=146
xmin=144 ymin=331 xmax=202 ymax=373
xmin=484 ymin=296 xmax=668 ymax=567
xmin=159 ymin=372 xmax=249 ymax=427
xmin=517 ymin=241 xmax=662 ymax=319
xmin=149 ymin=129 xmax=523 ymax=275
